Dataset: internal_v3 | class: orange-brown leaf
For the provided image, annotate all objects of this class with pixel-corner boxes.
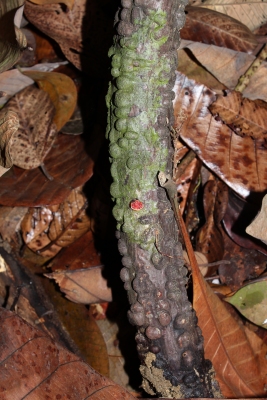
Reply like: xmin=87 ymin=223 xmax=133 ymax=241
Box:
xmin=181 ymin=6 xmax=258 ymax=53
xmin=209 ymin=91 xmax=267 ymax=139
xmin=28 ymin=0 xmax=74 ymax=10
xmin=0 ymin=111 xmax=19 ymax=174
xmin=0 ymin=307 xmax=135 ymax=400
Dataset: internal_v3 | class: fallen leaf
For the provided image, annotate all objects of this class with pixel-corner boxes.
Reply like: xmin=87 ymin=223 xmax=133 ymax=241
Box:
xmin=1 ymin=85 xmax=57 ymax=170
xmin=225 ymin=281 xmax=267 ymax=329
xmin=45 ymin=266 xmax=112 ymax=304
xmin=0 ymin=111 xmax=19 ymax=172
xmin=179 ymin=39 xmax=255 ymax=90
xmin=246 ymin=194 xmax=267 ymax=243
xmin=199 ymin=0 xmax=267 ymax=32
xmin=0 ymin=133 xmax=94 ymax=207
xmin=0 ymin=206 xmax=28 ymax=242
xmin=28 ymin=0 xmax=74 ymax=10
xmin=173 ymin=71 xmax=267 ymax=198
xmin=181 ymin=6 xmax=258 ymax=53
xmin=23 ymin=70 xmax=77 ymax=131
xmin=0 ymin=307 xmax=136 ymax=399
xmin=209 ymin=90 xmax=267 ymax=139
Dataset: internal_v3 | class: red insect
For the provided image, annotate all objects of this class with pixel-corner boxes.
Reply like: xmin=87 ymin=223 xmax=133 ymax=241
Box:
xmin=130 ymin=199 xmax=144 ymax=210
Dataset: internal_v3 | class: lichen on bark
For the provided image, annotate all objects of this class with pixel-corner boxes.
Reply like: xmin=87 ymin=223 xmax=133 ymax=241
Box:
xmin=106 ymin=0 xmax=221 ymax=397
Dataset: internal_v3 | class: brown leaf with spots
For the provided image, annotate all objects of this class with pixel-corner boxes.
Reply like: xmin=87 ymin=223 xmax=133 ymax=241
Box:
xmin=22 ymin=71 xmax=77 ymax=131
xmin=1 ymin=85 xmax=57 ymax=170
xmin=173 ymin=71 xmax=267 ymax=198
xmin=0 ymin=111 xmax=19 ymax=176
xmin=21 ymin=186 xmax=91 ymax=258
xmin=0 ymin=133 xmax=94 ymax=207
xmin=181 ymin=6 xmax=258 ymax=53
xmin=28 ymin=0 xmax=74 ymax=9
xmin=196 ymin=179 xmax=228 ymax=266
xmin=0 ymin=307 xmax=136 ymax=400
xmin=209 ymin=91 xmax=267 ymax=139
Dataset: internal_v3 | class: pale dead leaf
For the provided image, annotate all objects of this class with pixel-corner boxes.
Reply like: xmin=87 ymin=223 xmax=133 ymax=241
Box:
xmin=200 ymin=0 xmax=267 ymax=32
xmin=183 ymin=250 xmax=210 ymax=276
xmin=0 ymin=111 xmax=19 ymax=171
xmin=45 ymin=266 xmax=112 ymax=304
xmin=0 ymin=206 xmax=28 ymax=242
xmin=246 ymin=194 xmax=267 ymax=244
xmin=242 ymin=63 xmax=267 ymax=102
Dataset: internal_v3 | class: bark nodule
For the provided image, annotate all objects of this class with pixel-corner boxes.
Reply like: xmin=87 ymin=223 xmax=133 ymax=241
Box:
xmin=106 ymin=0 xmax=222 ymax=397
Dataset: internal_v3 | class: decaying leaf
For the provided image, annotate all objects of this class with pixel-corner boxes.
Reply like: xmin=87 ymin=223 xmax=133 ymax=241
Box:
xmin=246 ymin=194 xmax=267 ymax=244
xmin=1 ymin=85 xmax=57 ymax=170
xmin=225 ymin=280 xmax=267 ymax=329
xmin=0 ymin=206 xmax=28 ymax=243
xmin=28 ymin=0 xmax=74 ymax=10
xmin=22 ymin=70 xmax=77 ymax=131
xmin=199 ymin=0 xmax=267 ymax=32
xmin=21 ymin=186 xmax=91 ymax=257
xmin=209 ymin=91 xmax=267 ymax=139
xmin=173 ymin=71 xmax=267 ymax=198
xmin=0 ymin=307 xmax=136 ymax=399
xmin=0 ymin=1 xmax=27 ymax=73
xmin=0 ymin=111 xmax=19 ymax=175
xmin=45 ymin=266 xmax=112 ymax=304
xmin=181 ymin=6 xmax=258 ymax=53
xmin=0 ymin=133 xmax=94 ymax=207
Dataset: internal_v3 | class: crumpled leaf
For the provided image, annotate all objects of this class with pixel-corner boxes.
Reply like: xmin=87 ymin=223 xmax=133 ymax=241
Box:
xmin=209 ymin=90 xmax=267 ymax=139
xmin=1 ymin=85 xmax=57 ymax=169
xmin=199 ymin=0 xmax=267 ymax=32
xmin=0 ymin=111 xmax=19 ymax=175
xmin=0 ymin=133 xmax=94 ymax=207
xmin=179 ymin=40 xmax=255 ymax=90
xmin=28 ymin=0 xmax=74 ymax=10
xmin=22 ymin=70 xmax=77 ymax=131
xmin=181 ymin=6 xmax=258 ymax=53
xmin=21 ymin=186 xmax=91 ymax=257
xmin=0 ymin=2 xmax=27 ymax=73
xmin=0 ymin=307 xmax=135 ymax=400
xmin=45 ymin=266 xmax=112 ymax=304
xmin=173 ymin=71 xmax=267 ymax=198
xmin=225 ymin=281 xmax=267 ymax=329
xmin=246 ymin=194 xmax=267 ymax=244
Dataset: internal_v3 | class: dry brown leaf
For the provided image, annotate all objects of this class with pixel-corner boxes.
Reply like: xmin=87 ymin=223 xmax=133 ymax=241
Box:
xmin=179 ymin=40 xmax=255 ymax=90
xmin=0 ymin=206 xmax=27 ymax=242
xmin=45 ymin=266 xmax=112 ymax=304
xmin=0 ymin=111 xmax=19 ymax=173
xmin=199 ymin=0 xmax=267 ymax=32
xmin=22 ymin=70 xmax=77 ymax=131
xmin=173 ymin=71 xmax=267 ymax=198
xmin=246 ymin=194 xmax=267 ymax=243
xmin=181 ymin=6 xmax=258 ymax=53
xmin=210 ymin=91 xmax=267 ymax=139
xmin=28 ymin=0 xmax=74 ymax=10
xmin=1 ymin=85 xmax=57 ymax=170
xmin=0 ymin=307 xmax=136 ymax=400
xmin=21 ymin=186 xmax=91 ymax=257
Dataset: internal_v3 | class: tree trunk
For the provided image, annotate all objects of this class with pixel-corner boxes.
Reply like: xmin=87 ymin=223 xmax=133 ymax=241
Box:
xmin=106 ymin=0 xmax=221 ymax=397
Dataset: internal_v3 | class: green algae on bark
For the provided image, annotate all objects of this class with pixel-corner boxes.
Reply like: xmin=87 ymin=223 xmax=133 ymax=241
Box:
xmin=106 ymin=0 xmax=221 ymax=397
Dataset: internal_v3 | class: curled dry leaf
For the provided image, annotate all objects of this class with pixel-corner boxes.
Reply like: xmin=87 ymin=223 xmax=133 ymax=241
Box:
xmin=209 ymin=91 xmax=267 ymax=139
xmin=0 ymin=307 xmax=135 ymax=400
xmin=28 ymin=0 xmax=74 ymax=10
xmin=0 ymin=111 xmax=19 ymax=175
xmin=1 ymin=85 xmax=57 ymax=170
xmin=21 ymin=186 xmax=91 ymax=257
xmin=181 ymin=6 xmax=258 ymax=53
xmin=22 ymin=70 xmax=77 ymax=131
xmin=198 ymin=0 xmax=267 ymax=32
xmin=225 ymin=280 xmax=267 ymax=329
xmin=45 ymin=266 xmax=112 ymax=304
xmin=173 ymin=71 xmax=267 ymax=198
xmin=246 ymin=194 xmax=267 ymax=244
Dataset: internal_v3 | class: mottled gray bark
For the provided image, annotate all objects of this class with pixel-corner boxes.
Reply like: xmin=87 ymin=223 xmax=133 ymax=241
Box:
xmin=106 ymin=0 xmax=221 ymax=397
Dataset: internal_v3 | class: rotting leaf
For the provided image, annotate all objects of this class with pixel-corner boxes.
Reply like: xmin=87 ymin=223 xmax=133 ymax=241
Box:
xmin=0 ymin=307 xmax=136 ymax=400
xmin=209 ymin=90 xmax=267 ymax=139
xmin=181 ymin=6 xmax=258 ymax=53
xmin=225 ymin=281 xmax=267 ymax=329
xmin=28 ymin=0 xmax=74 ymax=10
xmin=1 ymin=85 xmax=57 ymax=170
xmin=246 ymin=194 xmax=267 ymax=244
xmin=173 ymin=71 xmax=267 ymax=198
xmin=45 ymin=266 xmax=112 ymax=304
xmin=22 ymin=70 xmax=77 ymax=131
xmin=0 ymin=111 xmax=19 ymax=175
xmin=0 ymin=133 xmax=94 ymax=207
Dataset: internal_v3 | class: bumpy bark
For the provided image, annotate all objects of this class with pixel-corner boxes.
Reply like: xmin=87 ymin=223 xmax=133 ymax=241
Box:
xmin=106 ymin=0 xmax=221 ymax=397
